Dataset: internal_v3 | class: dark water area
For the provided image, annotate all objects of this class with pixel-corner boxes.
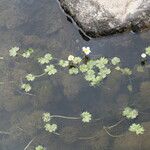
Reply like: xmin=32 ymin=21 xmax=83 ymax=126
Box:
xmin=0 ymin=0 xmax=150 ymax=150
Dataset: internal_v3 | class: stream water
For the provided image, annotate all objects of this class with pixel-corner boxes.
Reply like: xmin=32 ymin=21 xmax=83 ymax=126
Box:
xmin=0 ymin=0 xmax=150 ymax=150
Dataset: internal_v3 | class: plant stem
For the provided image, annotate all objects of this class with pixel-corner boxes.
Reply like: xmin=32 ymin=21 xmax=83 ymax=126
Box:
xmin=51 ymin=115 xmax=80 ymax=120
xmin=103 ymin=126 xmax=124 ymax=138
xmin=0 ymin=131 xmax=10 ymax=135
xmin=24 ymin=137 xmax=36 ymax=150
xmin=53 ymin=132 xmax=60 ymax=136
xmin=35 ymin=72 xmax=46 ymax=78
xmin=107 ymin=119 xmax=124 ymax=129
xmin=78 ymin=135 xmax=97 ymax=140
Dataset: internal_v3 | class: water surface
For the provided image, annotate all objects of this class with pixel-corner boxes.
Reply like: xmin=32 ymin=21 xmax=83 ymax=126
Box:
xmin=0 ymin=0 xmax=150 ymax=150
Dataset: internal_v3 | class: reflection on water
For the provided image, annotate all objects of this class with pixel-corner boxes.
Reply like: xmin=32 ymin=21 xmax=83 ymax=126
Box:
xmin=0 ymin=0 xmax=150 ymax=150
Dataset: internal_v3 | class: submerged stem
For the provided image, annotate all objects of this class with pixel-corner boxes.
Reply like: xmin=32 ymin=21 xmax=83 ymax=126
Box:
xmin=0 ymin=131 xmax=10 ymax=135
xmin=35 ymin=72 xmax=46 ymax=78
xmin=103 ymin=126 xmax=124 ymax=138
xmin=107 ymin=119 xmax=124 ymax=129
xmin=51 ymin=115 xmax=80 ymax=120
xmin=78 ymin=135 xmax=97 ymax=140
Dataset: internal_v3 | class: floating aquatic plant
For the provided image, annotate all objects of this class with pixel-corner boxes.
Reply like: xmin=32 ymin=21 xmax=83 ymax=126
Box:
xmin=42 ymin=113 xmax=51 ymax=122
xmin=21 ymin=83 xmax=32 ymax=92
xmin=22 ymin=48 xmax=34 ymax=58
xmin=68 ymin=55 xmax=74 ymax=61
xmin=81 ymin=111 xmax=92 ymax=123
xmin=69 ymin=67 xmax=79 ymax=75
xmin=44 ymin=65 xmax=57 ymax=75
xmin=122 ymin=107 xmax=138 ymax=119
xmin=129 ymin=123 xmax=144 ymax=135
xmin=9 ymin=47 xmax=20 ymax=57
xmin=45 ymin=123 xmax=58 ymax=133
xmin=111 ymin=57 xmax=120 ymax=65
xmin=145 ymin=46 xmax=150 ymax=56
xmin=26 ymin=74 xmax=35 ymax=81
xmin=120 ymin=68 xmax=132 ymax=75
xmin=38 ymin=53 xmax=52 ymax=64
xmin=35 ymin=145 xmax=46 ymax=150
xmin=59 ymin=60 xmax=69 ymax=67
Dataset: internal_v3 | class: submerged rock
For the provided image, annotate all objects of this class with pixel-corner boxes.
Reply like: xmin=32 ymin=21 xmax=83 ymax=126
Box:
xmin=59 ymin=0 xmax=150 ymax=37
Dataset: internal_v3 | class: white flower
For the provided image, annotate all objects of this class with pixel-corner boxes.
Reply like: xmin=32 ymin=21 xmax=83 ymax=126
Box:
xmin=68 ymin=55 xmax=74 ymax=61
xmin=141 ymin=53 xmax=147 ymax=58
xmin=82 ymin=47 xmax=91 ymax=55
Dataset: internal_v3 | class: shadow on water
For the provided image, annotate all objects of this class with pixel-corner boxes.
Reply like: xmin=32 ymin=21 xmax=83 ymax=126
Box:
xmin=0 ymin=0 xmax=150 ymax=150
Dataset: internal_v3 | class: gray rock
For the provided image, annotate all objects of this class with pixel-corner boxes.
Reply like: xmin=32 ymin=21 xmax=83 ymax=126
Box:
xmin=59 ymin=0 xmax=150 ymax=37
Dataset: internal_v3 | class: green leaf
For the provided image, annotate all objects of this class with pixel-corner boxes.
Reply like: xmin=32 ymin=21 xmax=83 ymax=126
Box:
xmin=26 ymin=74 xmax=35 ymax=81
xmin=44 ymin=65 xmax=57 ymax=75
xmin=79 ymin=64 xmax=88 ymax=73
xmin=9 ymin=47 xmax=19 ymax=57
xmin=44 ymin=123 xmax=57 ymax=133
xmin=22 ymin=48 xmax=34 ymax=58
xmin=127 ymin=84 xmax=133 ymax=92
xmin=38 ymin=53 xmax=52 ymax=64
xmin=81 ymin=111 xmax=92 ymax=123
xmin=59 ymin=60 xmax=69 ymax=67
xmin=42 ymin=113 xmax=51 ymax=122
xmin=35 ymin=145 xmax=46 ymax=150
xmin=69 ymin=68 xmax=79 ymax=75
xmin=122 ymin=107 xmax=138 ymax=119
xmin=72 ymin=57 xmax=82 ymax=64
xmin=145 ymin=46 xmax=150 ymax=56
xmin=111 ymin=57 xmax=121 ymax=65
xmin=121 ymin=68 xmax=132 ymax=75
xmin=136 ymin=66 xmax=144 ymax=72
xmin=21 ymin=83 xmax=31 ymax=92
xmin=129 ymin=123 xmax=144 ymax=135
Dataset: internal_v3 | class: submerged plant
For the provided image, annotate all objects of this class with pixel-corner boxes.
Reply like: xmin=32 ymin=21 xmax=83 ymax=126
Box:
xmin=129 ymin=123 xmax=144 ymax=135
xmin=122 ymin=107 xmax=138 ymax=119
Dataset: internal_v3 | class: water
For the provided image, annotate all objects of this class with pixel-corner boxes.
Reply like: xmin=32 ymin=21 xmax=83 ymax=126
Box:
xmin=0 ymin=0 xmax=150 ymax=150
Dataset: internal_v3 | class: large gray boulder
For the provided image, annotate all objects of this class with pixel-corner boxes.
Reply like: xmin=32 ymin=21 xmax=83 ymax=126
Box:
xmin=59 ymin=0 xmax=150 ymax=37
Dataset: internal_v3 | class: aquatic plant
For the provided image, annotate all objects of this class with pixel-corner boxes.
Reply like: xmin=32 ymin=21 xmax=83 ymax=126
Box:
xmin=38 ymin=53 xmax=52 ymax=64
xmin=44 ymin=65 xmax=57 ymax=75
xmin=42 ymin=113 xmax=51 ymax=122
xmin=59 ymin=60 xmax=69 ymax=67
xmin=145 ymin=46 xmax=150 ymax=56
xmin=26 ymin=74 xmax=35 ymax=81
xmin=21 ymin=83 xmax=32 ymax=92
xmin=9 ymin=47 xmax=20 ymax=57
xmin=129 ymin=123 xmax=144 ymax=135
xmin=81 ymin=111 xmax=92 ymax=123
xmin=45 ymin=123 xmax=57 ymax=133
xmin=69 ymin=67 xmax=79 ymax=75
xmin=22 ymin=48 xmax=34 ymax=58
xmin=111 ymin=57 xmax=120 ymax=65
xmin=35 ymin=145 xmax=46 ymax=150
xmin=122 ymin=107 xmax=138 ymax=119
xmin=82 ymin=47 xmax=91 ymax=55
